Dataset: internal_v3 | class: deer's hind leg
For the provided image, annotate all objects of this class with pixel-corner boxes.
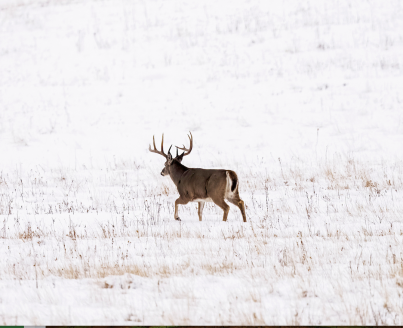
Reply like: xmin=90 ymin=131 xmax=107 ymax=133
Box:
xmin=227 ymin=194 xmax=247 ymax=222
xmin=211 ymin=198 xmax=230 ymax=222
xmin=206 ymin=173 xmax=230 ymax=221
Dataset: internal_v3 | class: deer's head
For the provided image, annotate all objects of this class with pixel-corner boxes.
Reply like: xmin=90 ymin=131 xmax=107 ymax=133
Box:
xmin=149 ymin=132 xmax=193 ymax=177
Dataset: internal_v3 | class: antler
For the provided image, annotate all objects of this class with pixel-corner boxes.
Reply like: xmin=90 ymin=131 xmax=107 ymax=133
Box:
xmin=149 ymin=134 xmax=168 ymax=158
xmin=176 ymin=131 xmax=193 ymax=156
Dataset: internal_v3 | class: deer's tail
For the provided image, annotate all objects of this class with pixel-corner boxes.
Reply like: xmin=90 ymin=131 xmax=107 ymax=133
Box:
xmin=226 ymin=170 xmax=238 ymax=193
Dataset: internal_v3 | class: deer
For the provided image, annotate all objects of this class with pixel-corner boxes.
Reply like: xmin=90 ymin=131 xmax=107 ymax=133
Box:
xmin=149 ymin=132 xmax=247 ymax=222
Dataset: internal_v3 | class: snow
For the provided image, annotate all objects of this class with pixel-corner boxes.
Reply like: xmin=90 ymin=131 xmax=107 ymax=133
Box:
xmin=0 ymin=0 xmax=403 ymax=325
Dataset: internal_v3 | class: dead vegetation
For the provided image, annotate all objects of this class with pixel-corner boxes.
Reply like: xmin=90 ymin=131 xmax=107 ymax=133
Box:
xmin=0 ymin=154 xmax=403 ymax=325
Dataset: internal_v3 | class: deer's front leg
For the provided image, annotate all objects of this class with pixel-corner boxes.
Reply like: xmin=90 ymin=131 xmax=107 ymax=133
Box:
xmin=198 ymin=201 xmax=205 ymax=221
xmin=174 ymin=197 xmax=189 ymax=221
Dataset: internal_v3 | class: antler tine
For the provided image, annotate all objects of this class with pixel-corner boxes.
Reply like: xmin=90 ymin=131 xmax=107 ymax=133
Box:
xmin=148 ymin=135 xmax=155 ymax=152
xmin=175 ymin=131 xmax=193 ymax=156
xmin=188 ymin=131 xmax=193 ymax=152
xmin=152 ymin=135 xmax=156 ymax=150
xmin=149 ymin=134 xmax=167 ymax=158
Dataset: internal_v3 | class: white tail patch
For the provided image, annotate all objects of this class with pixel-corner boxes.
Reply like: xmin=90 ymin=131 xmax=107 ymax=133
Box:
xmin=225 ymin=171 xmax=234 ymax=198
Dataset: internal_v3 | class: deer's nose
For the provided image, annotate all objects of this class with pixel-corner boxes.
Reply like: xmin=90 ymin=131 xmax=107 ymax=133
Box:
xmin=161 ymin=172 xmax=164 ymax=176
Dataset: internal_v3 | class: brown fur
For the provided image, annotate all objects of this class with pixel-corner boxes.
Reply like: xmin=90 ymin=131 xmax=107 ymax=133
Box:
xmin=149 ymin=133 xmax=246 ymax=222
xmin=168 ymin=160 xmax=246 ymax=222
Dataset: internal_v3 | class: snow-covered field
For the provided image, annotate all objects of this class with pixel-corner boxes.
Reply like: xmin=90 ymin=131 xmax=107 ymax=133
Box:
xmin=1 ymin=0 xmax=403 ymax=325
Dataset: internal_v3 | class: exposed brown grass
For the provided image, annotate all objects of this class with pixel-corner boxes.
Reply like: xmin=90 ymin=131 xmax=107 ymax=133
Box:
xmin=1 ymin=155 xmax=403 ymax=325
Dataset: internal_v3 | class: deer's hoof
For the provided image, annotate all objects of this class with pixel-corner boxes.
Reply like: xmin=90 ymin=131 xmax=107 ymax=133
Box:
xmin=175 ymin=217 xmax=181 ymax=221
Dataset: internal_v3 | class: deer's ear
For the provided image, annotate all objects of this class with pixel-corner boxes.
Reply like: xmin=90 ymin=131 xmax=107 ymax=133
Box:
xmin=176 ymin=151 xmax=185 ymax=163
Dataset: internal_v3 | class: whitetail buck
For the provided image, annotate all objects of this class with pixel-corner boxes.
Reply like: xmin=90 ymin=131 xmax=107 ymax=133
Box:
xmin=149 ymin=132 xmax=247 ymax=222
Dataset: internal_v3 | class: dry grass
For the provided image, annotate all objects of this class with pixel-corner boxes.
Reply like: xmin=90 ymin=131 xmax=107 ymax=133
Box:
xmin=0 ymin=154 xmax=403 ymax=325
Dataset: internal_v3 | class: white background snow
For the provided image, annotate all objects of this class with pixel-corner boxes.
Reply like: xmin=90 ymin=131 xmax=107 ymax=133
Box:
xmin=0 ymin=0 xmax=403 ymax=325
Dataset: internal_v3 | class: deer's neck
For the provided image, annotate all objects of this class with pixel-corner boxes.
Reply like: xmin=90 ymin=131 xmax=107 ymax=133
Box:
xmin=169 ymin=161 xmax=188 ymax=186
